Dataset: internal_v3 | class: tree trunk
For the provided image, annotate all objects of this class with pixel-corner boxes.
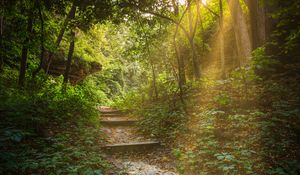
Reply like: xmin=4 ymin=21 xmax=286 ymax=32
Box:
xmin=248 ymin=0 xmax=258 ymax=49
xmin=198 ymin=2 xmax=206 ymax=71
xmin=0 ymin=0 xmax=4 ymax=71
xmin=32 ymin=3 xmax=45 ymax=78
xmin=18 ymin=12 xmax=33 ymax=87
xmin=174 ymin=34 xmax=186 ymax=105
xmin=63 ymin=30 xmax=75 ymax=84
xmin=172 ymin=0 xmax=186 ymax=104
xmin=227 ymin=0 xmax=252 ymax=65
xmin=257 ymin=3 xmax=266 ymax=46
xmin=245 ymin=0 xmax=266 ymax=50
xmin=188 ymin=1 xmax=200 ymax=80
xmin=46 ymin=2 xmax=76 ymax=74
xmin=219 ymin=0 xmax=225 ymax=77
xmin=150 ymin=59 xmax=158 ymax=100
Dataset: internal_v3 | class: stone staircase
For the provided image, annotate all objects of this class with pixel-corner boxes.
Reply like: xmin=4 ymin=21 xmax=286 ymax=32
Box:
xmin=99 ymin=106 xmax=160 ymax=152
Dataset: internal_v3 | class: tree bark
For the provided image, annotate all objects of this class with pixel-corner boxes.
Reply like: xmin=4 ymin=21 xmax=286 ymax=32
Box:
xmin=18 ymin=12 xmax=33 ymax=87
xmin=63 ymin=30 xmax=75 ymax=84
xmin=32 ymin=3 xmax=45 ymax=78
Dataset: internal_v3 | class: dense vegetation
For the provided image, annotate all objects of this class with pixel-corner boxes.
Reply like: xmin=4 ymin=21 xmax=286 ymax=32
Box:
xmin=0 ymin=0 xmax=299 ymax=174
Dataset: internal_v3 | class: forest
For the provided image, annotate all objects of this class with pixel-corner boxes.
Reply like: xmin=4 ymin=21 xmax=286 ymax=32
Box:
xmin=0 ymin=0 xmax=299 ymax=174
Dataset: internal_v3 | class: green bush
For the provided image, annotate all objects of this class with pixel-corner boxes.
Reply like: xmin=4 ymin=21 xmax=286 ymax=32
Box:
xmin=137 ymin=103 xmax=186 ymax=140
xmin=0 ymin=72 xmax=98 ymax=129
xmin=0 ymin=68 xmax=110 ymax=174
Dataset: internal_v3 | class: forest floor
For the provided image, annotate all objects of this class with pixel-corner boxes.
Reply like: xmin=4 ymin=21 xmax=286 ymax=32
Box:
xmin=99 ymin=107 xmax=178 ymax=175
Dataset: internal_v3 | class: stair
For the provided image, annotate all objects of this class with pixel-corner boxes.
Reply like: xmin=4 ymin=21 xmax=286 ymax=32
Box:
xmin=99 ymin=106 xmax=160 ymax=152
xmin=101 ymin=119 xmax=138 ymax=126
xmin=103 ymin=141 xmax=160 ymax=152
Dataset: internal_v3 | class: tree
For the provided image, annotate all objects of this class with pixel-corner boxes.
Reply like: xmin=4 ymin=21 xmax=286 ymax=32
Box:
xmin=32 ymin=1 xmax=45 ymax=78
xmin=219 ymin=0 xmax=225 ymax=77
xmin=244 ymin=0 xmax=266 ymax=49
xmin=18 ymin=9 xmax=33 ymax=87
xmin=227 ymin=0 xmax=251 ymax=65
xmin=45 ymin=1 xmax=77 ymax=74
xmin=0 ymin=0 xmax=3 ymax=71
xmin=63 ymin=30 xmax=75 ymax=83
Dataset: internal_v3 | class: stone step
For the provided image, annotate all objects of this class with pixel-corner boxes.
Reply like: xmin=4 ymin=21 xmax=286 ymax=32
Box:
xmin=97 ymin=106 xmax=122 ymax=113
xmin=100 ymin=119 xmax=138 ymax=126
xmin=101 ymin=113 xmax=125 ymax=117
xmin=101 ymin=116 xmax=134 ymax=121
xmin=99 ymin=109 xmax=121 ymax=114
xmin=102 ymin=141 xmax=160 ymax=152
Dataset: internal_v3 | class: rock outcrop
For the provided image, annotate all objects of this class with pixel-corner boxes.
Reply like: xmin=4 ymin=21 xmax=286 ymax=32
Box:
xmin=43 ymin=51 xmax=102 ymax=84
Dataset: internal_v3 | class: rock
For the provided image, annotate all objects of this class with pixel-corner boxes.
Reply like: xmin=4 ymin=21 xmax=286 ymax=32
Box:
xmin=43 ymin=50 xmax=102 ymax=84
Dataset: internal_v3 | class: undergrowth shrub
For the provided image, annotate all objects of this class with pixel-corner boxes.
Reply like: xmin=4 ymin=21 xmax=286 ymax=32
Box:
xmin=0 ymin=68 xmax=110 ymax=174
xmin=137 ymin=103 xmax=186 ymax=140
xmin=0 ymin=71 xmax=98 ymax=129
xmin=0 ymin=125 xmax=110 ymax=174
xmin=171 ymin=47 xmax=300 ymax=175
xmin=113 ymin=75 xmax=187 ymax=140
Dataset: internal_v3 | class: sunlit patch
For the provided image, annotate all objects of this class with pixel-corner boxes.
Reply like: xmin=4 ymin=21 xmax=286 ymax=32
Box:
xmin=178 ymin=0 xmax=186 ymax=5
xmin=202 ymin=0 xmax=208 ymax=5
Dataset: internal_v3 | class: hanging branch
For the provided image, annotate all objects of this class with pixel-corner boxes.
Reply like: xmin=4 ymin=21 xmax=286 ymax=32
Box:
xmin=200 ymin=1 xmax=219 ymax=17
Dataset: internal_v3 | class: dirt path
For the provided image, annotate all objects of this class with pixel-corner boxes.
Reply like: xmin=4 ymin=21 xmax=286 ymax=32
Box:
xmin=98 ymin=107 xmax=178 ymax=175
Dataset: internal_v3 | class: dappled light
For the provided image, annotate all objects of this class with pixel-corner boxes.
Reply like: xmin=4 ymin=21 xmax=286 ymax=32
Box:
xmin=1 ymin=0 xmax=300 ymax=174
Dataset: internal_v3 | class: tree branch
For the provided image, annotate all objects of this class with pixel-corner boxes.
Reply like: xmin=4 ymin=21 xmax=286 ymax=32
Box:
xmin=200 ymin=1 xmax=219 ymax=17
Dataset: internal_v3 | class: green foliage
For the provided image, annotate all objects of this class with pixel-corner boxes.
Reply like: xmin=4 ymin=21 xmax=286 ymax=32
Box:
xmin=214 ymin=93 xmax=231 ymax=107
xmin=0 ymin=127 xmax=110 ymax=174
xmin=269 ymin=160 xmax=300 ymax=175
xmin=113 ymin=89 xmax=145 ymax=111
xmin=251 ymin=47 xmax=279 ymax=73
xmin=0 ymin=72 xmax=98 ymax=128
xmin=137 ymin=104 xmax=186 ymax=139
xmin=0 ymin=68 xmax=110 ymax=174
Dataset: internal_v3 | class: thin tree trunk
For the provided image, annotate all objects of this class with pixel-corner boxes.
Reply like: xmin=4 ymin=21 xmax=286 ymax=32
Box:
xmin=188 ymin=0 xmax=200 ymax=80
xmin=172 ymin=0 xmax=187 ymax=104
xmin=0 ymin=0 xmax=4 ymax=71
xmin=46 ymin=2 xmax=76 ymax=74
xmin=150 ymin=59 xmax=158 ymax=100
xmin=144 ymin=34 xmax=158 ymax=100
xmin=174 ymin=36 xmax=185 ymax=104
xmin=63 ymin=30 xmax=75 ymax=84
xmin=248 ymin=0 xmax=258 ymax=49
xmin=55 ymin=6 xmax=75 ymax=47
xmin=18 ymin=12 xmax=33 ymax=87
xmin=198 ymin=1 xmax=206 ymax=69
xmin=32 ymin=3 xmax=44 ymax=78
xmin=219 ymin=0 xmax=225 ymax=77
